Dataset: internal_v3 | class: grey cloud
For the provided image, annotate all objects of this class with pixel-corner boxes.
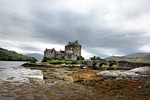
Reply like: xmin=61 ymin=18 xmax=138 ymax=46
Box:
xmin=0 ymin=0 xmax=150 ymax=58
xmin=18 ymin=45 xmax=41 ymax=52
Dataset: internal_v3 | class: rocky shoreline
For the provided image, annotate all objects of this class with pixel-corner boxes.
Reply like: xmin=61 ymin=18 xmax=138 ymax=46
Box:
xmin=22 ymin=63 xmax=150 ymax=99
xmin=22 ymin=63 xmax=150 ymax=81
xmin=0 ymin=63 xmax=150 ymax=100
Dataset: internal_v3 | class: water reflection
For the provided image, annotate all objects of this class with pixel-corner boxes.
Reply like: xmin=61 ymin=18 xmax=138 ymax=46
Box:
xmin=0 ymin=61 xmax=43 ymax=84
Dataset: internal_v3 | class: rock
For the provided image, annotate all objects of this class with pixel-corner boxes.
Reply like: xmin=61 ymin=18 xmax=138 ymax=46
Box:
xmin=97 ymin=71 xmax=141 ymax=80
xmin=138 ymin=86 xmax=142 ymax=89
xmin=116 ymin=94 xmax=123 ymax=99
xmin=96 ymin=67 xmax=150 ymax=80
xmin=129 ymin=67 xmax=150 ymax=75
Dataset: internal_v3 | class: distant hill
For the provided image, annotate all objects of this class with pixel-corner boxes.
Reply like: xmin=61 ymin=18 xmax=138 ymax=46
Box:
xmin=105 ymin=52 xmax=150 ymax=63
xmin=0 ymin=47 xmax=5 ymax=50
xmin=0 ymin=47 xmax=37 ymax=61
xmin=26 ymin=53 xmax=43 ymax=62
xmin=105 ymin=56 xmax=123 ymax=61
xmin=145 ymin=55 xmax=150 ymax=59
xmin=125 ymin=52 xmax=150 ymax=59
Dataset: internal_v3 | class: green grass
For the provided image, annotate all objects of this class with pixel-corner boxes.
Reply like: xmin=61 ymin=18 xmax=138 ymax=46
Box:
xmin=111 ymin=65 xmax=118 ymax=69
xmin=143 ymin=74 xmax=150 ymax=77
xmin=101 ymin=64 xmax=108 ymax=70
xmin=43 ymin=59 xmax=85 ymax=65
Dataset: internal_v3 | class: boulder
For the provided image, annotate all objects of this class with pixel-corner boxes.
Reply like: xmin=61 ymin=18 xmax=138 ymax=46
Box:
xmin=96 ymin=67 xmax=150 ymax=80
xmin=129 ymin=67 xmax=150 ymax=75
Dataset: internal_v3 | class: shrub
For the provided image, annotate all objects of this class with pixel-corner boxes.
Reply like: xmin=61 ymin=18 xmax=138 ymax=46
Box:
xmin=77 ymin=60 xmax=85 ymax=64
xmin=71 ymin=61 xmax=77 ymax=64
xmin=29 ymin=57 xmax=38 ymax=63
xmin=77 ymin=56 xmax=85 ymax=60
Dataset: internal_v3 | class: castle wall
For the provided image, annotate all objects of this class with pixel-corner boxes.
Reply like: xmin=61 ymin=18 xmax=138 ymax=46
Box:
xmin=65 ymin=46 xmax=73 ymax=53
xmin=44 ymin=49 xmax=56 ymax=59
xmin=55 ymin=54 xmax=61 ymax=59
xmin=55 ymin=51 xmax=65 ymax=60
xmin=73 ymin=45 xmax=81 ymax=56
xmin=65 ymin=46 xmax=81 ymax=56
xmin=64 ymin=53 xmax=77 ymax=60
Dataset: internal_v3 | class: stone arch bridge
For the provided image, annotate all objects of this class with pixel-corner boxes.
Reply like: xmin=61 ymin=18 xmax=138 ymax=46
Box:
xmin=85 ymin=60 xmax=150 ymax=69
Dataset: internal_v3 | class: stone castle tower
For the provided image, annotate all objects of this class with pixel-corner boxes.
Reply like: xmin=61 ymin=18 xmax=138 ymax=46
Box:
xmin=44 ymin=40 xmax=81 ymax=60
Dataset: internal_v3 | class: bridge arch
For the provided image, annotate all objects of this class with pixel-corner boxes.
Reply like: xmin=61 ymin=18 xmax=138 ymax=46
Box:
xmin=92 ymin=63 xmax=97 ymax=69
xmin=109 ymin=63 xmax=117 ymax=68
xmin=99 ymin=63 xmax=107 ymax=68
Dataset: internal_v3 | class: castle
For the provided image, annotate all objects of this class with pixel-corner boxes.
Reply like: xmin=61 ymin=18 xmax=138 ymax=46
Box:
xmin=44 ymin=40 xmax=81 ymax=60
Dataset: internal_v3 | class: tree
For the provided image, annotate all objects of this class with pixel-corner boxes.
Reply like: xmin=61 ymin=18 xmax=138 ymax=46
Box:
xmin=29 ymin=57 xmax=38 ymax=63
xmin=77 ymin=56 xmax=85 ymax=60
xmin=96 ymin=56 xmax=102 ymax=60
xmin=90 ymin=56 xmax=102 ymax=60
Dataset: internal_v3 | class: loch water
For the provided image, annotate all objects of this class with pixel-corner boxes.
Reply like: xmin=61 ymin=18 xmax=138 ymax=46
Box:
xmin=0 ymin=61 xmax=43 ymax=84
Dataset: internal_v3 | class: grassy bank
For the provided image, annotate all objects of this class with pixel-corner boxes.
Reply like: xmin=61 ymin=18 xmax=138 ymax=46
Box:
xmin=42 ymin=59 xmax=85 ymax=65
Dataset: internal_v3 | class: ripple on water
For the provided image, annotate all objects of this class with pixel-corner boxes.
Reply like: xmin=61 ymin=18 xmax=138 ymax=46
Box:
xmin=0 ymin=61 xmax=43 ymax=85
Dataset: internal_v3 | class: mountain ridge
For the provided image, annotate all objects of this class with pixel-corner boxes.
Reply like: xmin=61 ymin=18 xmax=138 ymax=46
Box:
xmin=26 ymin=53 xmax=43 ymax=62
xmin=0 ymin=47 xmax=37 ymax=61
xmin=105 ymin=52 xmax=150 ymax=63
xmin=124 ymin=52 xmax=150 ymax=58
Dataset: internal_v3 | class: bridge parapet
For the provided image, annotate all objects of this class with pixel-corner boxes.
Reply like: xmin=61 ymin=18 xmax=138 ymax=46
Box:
xmin=85 ymin=60 xmax=150 ymax=69
xmin=85 ymin=60 xmax=115 ymax=68
xmin=118 ymin=61 xmax=150 ymax=69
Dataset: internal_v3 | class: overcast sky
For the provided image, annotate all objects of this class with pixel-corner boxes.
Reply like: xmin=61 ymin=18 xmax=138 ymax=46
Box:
xmin=0 ymin=0 xmax=150 ymax=59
